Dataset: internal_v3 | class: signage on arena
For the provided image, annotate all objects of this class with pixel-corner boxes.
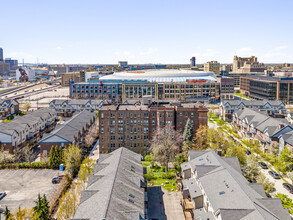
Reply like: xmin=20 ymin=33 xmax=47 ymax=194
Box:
xmin=187 ymin=79 xmax=206 ymax=83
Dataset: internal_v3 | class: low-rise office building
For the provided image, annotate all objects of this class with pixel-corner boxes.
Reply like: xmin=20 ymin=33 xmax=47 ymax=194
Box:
xmin=0 ymin=108 xmax=57 ymax=153
xmin=180 ymin=149 xmax=290 ymax=220
xmin=204 ymin=61 xmax=220 ymax=74
xmin=99 ymin=102 xmax=208 ymax=155
xmin=220 ymin=100 xmax=286 ymax=121
xmin=70 ymin=69 xmax=220 ymax=103
xmin=39 ymin=110 xmax=96 ymax=156
xmin=0 ymin=99 xmax=19 ymax=120
xmin=72 ymin=147 xmax=145 ymax=220
xmin=240 ymin=75 xmax=293 ymax=104
xmin=216 ymin=77 xmax=234 ymax=100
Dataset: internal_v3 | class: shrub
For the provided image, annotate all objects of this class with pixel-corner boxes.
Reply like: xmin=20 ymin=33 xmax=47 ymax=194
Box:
xmin=161 ymin=166 xmax=166 ymax=172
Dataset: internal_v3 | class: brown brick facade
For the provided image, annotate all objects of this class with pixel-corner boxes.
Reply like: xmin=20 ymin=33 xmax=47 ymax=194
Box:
xmin=99 ymin=104 xmax=208 ymax=155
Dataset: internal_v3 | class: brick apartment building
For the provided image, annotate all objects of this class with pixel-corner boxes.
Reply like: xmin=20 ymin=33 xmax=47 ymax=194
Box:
xmin=99 ymin=103 xmax=208 ymax=155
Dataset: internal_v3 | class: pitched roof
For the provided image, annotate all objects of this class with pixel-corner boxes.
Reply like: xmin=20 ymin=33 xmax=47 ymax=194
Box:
xmin=73 ymin=147 xmax=145 ymax=220
xmin=183 ymin=149 xmax=290 ymax=220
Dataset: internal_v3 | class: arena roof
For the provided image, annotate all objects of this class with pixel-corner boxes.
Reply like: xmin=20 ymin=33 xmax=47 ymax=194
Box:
xmin=99 ymin=69 xmax=217 ymax=83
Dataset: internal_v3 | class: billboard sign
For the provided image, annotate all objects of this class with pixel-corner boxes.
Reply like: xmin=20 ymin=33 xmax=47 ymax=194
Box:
xmin=187 ymin=79 xmax=206 ymax=83
xmin=16 ymin=67 xmax=36 ymax=82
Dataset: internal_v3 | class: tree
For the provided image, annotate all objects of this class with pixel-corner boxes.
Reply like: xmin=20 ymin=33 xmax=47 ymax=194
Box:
xmin=275 ymin=193 xmax=293 ymax=214
xmin=243 ymin=155 xmax=260 ymax=183
xmin=225 ymin=145 xmax=247 ymax=166
xmin=0 ymin=148 xmax=15 ymax=164
xmin=23 ymin=102 xmax=31 ymax=112
xmin=193 ymin=125 xmax=209 ymax=150
xmin=183 ymin=119 xmax=194 ymax=145
xmin=150 ymin=125 xmax=183 ymax=171
xmin=257 ymin=173 xmax=275 ymax=194
xmin=64 ymin=145 xmax=82 ymax=177
xmin=4 ymin=206 xmax=11 ymax=220
xmin=13 ymin=206 xmax=29 ymax=220
xmin=78 ymin=158 xmax=95 ymax=188
xmin=49 ymin=146 xmax=64 ymax=169
xmin=33 ymin=194 xmax=50 ymax=220
xmin=271 ymin=142 xmax=280 ymax=160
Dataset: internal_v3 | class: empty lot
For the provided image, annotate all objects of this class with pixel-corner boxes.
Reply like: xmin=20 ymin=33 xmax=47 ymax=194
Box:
xmin=0 ymin=169 xmax=63 ymax=212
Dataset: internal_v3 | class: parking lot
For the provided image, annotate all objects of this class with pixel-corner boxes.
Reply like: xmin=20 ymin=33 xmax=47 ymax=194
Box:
xmin=0 ymin=169 xmax=63 ymax=212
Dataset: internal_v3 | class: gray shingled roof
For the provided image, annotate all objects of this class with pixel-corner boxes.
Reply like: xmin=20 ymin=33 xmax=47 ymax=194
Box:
xmin=223 ymin=100 xmax=284 ymax=107
xmin=73 ymin=147 xmax=145 ymax=220
xmin=184 ymin=149 xmax=290 ymax=220
xmin=39 ymin=110 xmax=96 ymax=143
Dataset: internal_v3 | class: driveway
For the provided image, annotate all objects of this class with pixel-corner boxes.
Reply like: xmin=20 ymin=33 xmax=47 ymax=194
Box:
xmin=162 ymin=188 xmax=185 ymax=220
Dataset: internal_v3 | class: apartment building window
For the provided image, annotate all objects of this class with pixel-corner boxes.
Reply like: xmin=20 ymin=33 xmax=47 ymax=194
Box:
xmin=159 ymin=121 xmax=164 ymax=126
xmin=110 ymin=136 xmax=115 ymax=141
xmin=166 ymin=121 xmax=172 ymax=125
xmin=130 ymin=120 xmax=133 ymax=125
xmin=138 ymin=113 xmax=140 ymax=118
xmin=101 ymin=128 xmax=104 ymax=133
xmin=100 ymin=121 xmax=104 ymax=126
xmin=127 ymin=135 xmax=129 ymax=140
xmin=191 ymin=112 xmax=194 ymax=118
xmin=101 ymin=113 xmax=104 ymax=118
xmin=110 ymin=128 xmax=115 ymax=134
xmin=144 ymin=113 xmax=149 ymax=118
xmin=130 ymin=113 xmax=133 ymax=118
xmin=144 ymin=135 xmax=149 ymax=141
xmin=118 ymin=120 xmax=123 ymax=126
xmin=152 ymin=128 xmax=155 ymax=133
xmin=144 ymin=127 xmax=149 ymax=133
xmin=134 ymin=114 xmax=136 ymax=118
xmin=110 ymin=120 xmax=116 ymax=126
xmin=101 ymin=136 xmax=104 ymax=141
xmin=168 ymin=113 xmax=172 ymax=117
xmin=110 ymin=143 xmax=115 ymax=148
xmin=191 ymin=120 xmax=194 ymax=124
xmin=185 ymin=113 xmax=188 ymax=118
xmin=160 ymin=113 xmax=163 ymax=118
xmin=118 ymin=136 xmax=123 ymax=141
xmin=110 ymin=113 xmax=115 ymax=118
xmin=179 ymin=112 xmax=183 ymax=117
xmin=152 ymin=120 xmax=155 ymax=126
xmin=134 ymin=120 xmax=137 ymax=125
xmin=144 ymin=120 xmax=149 ymax=126
xmin=144 ymin=144 xmax=148 ymax=148
xmin=152 ymin=113 xmax=155 ymax=118
xmin=119 ymin=113 xmax=123 ymax=118
xmin=134 ymin=128 xmax=137 ymax=133
xmin=118 ymin=128 xmax=123 ymax=133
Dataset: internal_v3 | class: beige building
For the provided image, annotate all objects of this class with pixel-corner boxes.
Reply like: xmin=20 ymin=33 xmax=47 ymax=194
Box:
xmin=232 ymin=56 xmax=265 ymax=73
xmin=204 ymin=61 xmax=220 ymax=74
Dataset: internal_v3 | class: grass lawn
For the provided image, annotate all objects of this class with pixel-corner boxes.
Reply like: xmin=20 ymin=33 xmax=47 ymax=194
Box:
xmin=235 ymin=93 xmax=250 ymax=99
xmin=148 ymin=178 xmax=177 ymax=191
xmin=213 ymin=117 xmax=226 ymax=126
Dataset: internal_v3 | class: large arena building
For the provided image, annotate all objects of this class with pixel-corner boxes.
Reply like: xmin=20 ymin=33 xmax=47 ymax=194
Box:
xmin=69 ymin=69 xmax=220 ymax=102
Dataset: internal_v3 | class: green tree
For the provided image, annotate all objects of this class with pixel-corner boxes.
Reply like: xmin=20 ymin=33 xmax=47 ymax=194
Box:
xmin=78 ymin=158 xmax=95 ymax=188
xmin=64 ymin=145 xmax=82 ymax=178
xmin=4 ymin=206 xmax=11 ymax=220
xmin=193 ymin=125 xmax=209 ymax=150
xmin=243 ymin=155 xmax=260 ymax=183
xmin=49 ymin=146 xmax=64 ymax=169
xmin=23 ymin=102 xmax=31 ymax=112
xmin=287 ymin=172 xmax=293 ymax=184
xmin=150 ymin=125 xmax=183 ymax=171
xmin=33 ymin=194 xmax=50 ymax=220
xmin=257 ymin=173 xmax=275 ymax=194
xmin=275 ymin=193 xmax=293 ymax=214
xmin=183 ymin=119 xmax=194 ymax=145
xmin=225 ymin=145 xmax=247 ymax=166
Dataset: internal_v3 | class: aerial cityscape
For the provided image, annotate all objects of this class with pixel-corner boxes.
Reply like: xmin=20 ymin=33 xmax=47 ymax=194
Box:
xmin=1 ymin=1 xmax=293 ymax=220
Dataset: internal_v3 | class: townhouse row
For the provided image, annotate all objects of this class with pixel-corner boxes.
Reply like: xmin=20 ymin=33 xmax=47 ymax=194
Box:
xmin=0 ymin=99 xmax=19 ymax=120
xmin=0 ymin=108 xmax=57 ymax=153
xmin=233 ymin=108 xmax=293 ymax=154
xmin=220 ymin=100 xmax=286 ymax=121
xmin=39 ymin=110 xmax=96 ymax=156
xmin=49 ymin=99 xmax=111 ymax=117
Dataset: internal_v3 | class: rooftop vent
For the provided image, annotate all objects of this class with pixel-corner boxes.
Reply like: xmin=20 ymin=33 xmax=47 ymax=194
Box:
xmin=199 ymin=158 xmax=203 ymax=161
xmin=129 ymin=193 xmax=135 ymax=198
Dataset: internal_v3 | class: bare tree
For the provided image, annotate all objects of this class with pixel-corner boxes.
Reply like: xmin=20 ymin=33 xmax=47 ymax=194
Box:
xmin=150 ymin=124 xmax=183 ymax=171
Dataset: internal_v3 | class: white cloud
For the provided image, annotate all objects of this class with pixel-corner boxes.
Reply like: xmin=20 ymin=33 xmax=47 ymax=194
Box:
xmin=274 ymin=46 xmax=288 ymax=51
xmin=139 ymin=48 xmax=158 ymax=55
xmin=56 ymin=46 xmax=64 ymax=50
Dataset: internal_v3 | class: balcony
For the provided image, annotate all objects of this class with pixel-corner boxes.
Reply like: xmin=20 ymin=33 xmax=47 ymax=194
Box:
xmin=182 ymin=199 xmax=194 ymax=211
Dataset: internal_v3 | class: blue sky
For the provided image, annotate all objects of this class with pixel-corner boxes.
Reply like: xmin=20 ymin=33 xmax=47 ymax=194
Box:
xmin=1 ymin=0 xmax=293 ymax=64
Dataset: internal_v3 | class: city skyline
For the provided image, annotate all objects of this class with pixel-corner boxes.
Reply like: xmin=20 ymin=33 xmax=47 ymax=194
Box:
xmin=1 ymin=0 xmax=293 ymax=64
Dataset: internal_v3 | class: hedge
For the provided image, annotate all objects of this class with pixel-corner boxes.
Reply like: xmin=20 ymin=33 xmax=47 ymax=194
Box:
xmin=0 ymin=161 xmax=50 ymax=169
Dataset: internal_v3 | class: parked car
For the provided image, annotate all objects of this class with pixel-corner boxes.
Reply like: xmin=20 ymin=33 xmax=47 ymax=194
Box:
xmin=258 ymin=161 xmax=268 ymax=169
xmin=268 ymin=171 xmax=280 ymax=179
xmin=246 ymin=150 xmax=251 ymax=155
xmin=0 ymin=192 xmax=6 ymax=200
xmin=52 ymin=175 xmax=64 ymax=184
xmin=283 ymin=183 xmax=293 ymax=193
